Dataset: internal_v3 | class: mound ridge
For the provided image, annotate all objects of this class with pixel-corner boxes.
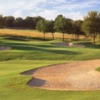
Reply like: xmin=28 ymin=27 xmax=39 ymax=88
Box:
xmin=22 ymin=60 xmax=100 ymax=91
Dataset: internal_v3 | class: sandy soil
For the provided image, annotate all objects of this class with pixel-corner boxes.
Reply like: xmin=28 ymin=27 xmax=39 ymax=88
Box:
xmin=0 ymin=46 xmax=11 ymax=50
xmin=51 ymin=42 xmax=85 ymax=47
xmin=22 ymin=59 xmax=100 ymax=91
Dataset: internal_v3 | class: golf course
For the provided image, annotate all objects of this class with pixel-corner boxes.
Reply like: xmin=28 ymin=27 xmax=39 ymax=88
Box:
xmin=0 ymin=0 xmax=100 ymax=99
xmin=0 ymin=29 xmax=100 ymax=100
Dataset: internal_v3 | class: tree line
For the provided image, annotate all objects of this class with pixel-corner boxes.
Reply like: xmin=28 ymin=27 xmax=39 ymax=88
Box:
xmin=0 ymin=15 xmax=44 ymax=29
xmin=0 ymin=11 xmax=100 ymax=43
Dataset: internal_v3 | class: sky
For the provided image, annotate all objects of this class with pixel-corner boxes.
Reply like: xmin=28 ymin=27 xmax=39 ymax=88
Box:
xmin=0 ymin=0 xmax=100 ymax=20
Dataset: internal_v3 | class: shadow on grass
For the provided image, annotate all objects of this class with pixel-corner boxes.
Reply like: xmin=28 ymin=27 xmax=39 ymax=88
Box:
xmin=0 ymin=35 xmax=52 ymax=41
xmin=76 ymin=42 xmax=100 ymax=49
xmin=0 ymin=41 xmax=79 ymax=55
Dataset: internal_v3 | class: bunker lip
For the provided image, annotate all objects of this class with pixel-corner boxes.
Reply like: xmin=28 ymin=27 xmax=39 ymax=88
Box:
xmin=22 ymin=59 xmax=100 ymax=91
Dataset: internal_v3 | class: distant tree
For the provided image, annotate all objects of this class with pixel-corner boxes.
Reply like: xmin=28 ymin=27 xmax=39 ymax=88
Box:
xmin=65 ymin=18 xmax=73 ymax=36
xmin=97 ymin=14 xmax=100 ymax=42
xmin=0 ymin=15 xmax=5 ymax=28
xmin=24 ymin=17 xmax=35 ymax=29
xmin=4 ymin=16 xmax=15 ymax=28
xmin=14 ymin=17 xmax=24 ymax=28
xmin=45 ymin=20 xmax=55 ymax=39
xmin=36 ymin=19 xmax=47 ymax=38
xmin=36 ymin=19 xmax=55 ymax=39
xmin=33 ymin=16 xmax=44 ymax=29
xmin=54 ymin=15 xmax=67 ymax=41
xmin=73 ymin=20 xmax=84 ymax=40
xmin=82 ymin=11 xmax=100 ymax=44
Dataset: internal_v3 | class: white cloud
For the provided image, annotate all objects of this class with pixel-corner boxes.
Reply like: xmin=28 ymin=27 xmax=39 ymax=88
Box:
xmin=55 ymin=0 xmax=100 ymax=11
xmin=31 ymin=9 xmax=59 ymax=20
xmin=0 ymin=0 xmax=99 ymax=20
xmin=64 ymin=12 xmax=84 ymax=20
xmin=13 ymin=10 xmax=23 ymax=18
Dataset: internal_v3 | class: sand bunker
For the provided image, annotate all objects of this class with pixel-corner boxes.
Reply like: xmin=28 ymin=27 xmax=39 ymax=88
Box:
xmin=22 ymin=59 xmax=100 ymax=91
xmin=51 ymin=42 xmax=85 ymax=47
xmin=0 ymin=46 xmax=11 ymax=50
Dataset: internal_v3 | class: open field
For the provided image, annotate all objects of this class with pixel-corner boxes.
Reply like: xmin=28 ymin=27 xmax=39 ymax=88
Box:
xmin=0 ymin=28 xmax=85 ymax=40
xmin=0 ymin=33 xmax=100 ymax=100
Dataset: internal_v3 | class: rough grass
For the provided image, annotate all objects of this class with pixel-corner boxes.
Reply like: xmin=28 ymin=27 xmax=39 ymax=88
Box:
xmin=0 ymin=28 xmax=85 ymax=40
xmin=96 ymin=67 xmax=100 ymax=71
xmin=0 ymin=35 xmax=100 ymax=100
xmin=0 ymin=29 xmax=64 ymax=39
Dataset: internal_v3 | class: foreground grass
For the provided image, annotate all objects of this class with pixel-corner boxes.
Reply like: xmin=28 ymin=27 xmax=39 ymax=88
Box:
xmin=0 ymin=60 xmax=100 ymax=100
xmin=0 ymin=36 xmax=100 ymax=100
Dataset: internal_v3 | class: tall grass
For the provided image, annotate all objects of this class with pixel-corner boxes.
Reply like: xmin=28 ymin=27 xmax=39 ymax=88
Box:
xmin=0 ymin=28 xmax=85 ymax=40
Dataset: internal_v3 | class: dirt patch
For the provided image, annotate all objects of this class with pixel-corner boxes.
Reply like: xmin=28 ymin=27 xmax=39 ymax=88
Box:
xmin=0 ymin=46 xmax=12 ymax=50
xmin=22 ymin=59 xmax=100 ymax=91
xmin=51 ymin=42 xmax=85 ymax=47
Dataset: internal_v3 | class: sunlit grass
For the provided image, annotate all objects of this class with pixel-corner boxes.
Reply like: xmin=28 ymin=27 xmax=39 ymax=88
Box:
xmin=0 ymin=28 xmax=85 ymax=40
xmin=0 ymin=33 xmax=100 ymax=100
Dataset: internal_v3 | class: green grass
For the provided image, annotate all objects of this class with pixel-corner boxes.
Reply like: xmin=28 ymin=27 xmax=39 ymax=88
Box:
xmin=96 ymin=67 xmax=100 ymax=71
xmin=0 ymin=36 xmax=100 ymax=100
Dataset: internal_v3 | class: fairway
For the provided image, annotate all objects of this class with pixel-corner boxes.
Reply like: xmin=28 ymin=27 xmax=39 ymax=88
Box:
xmin=0 ymin=34 xmax=100 ymax=100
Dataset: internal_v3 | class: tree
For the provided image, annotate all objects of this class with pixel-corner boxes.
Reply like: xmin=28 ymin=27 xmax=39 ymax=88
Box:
xmin=98 ymin=17 xmax=100 ymax=42
xmin=4 ymin=16 xmax=15 ymax=28
xmin=82 ymin=11 xmax=100 ymax=44
xmin=45 ymin=20 xmax=55 ymax=39
xmin=54 ymin=15 xmax=67 ymax=41
xmin=65 ymin=18 xmax=73 ymax=37
xmin=36 ymin=19 xmax=47 ymax=39
xmin=73 ymin=20 xmax=84 ymax=40
xmin=33 ymin=16 xmax=44 ymax=29
xmin=14 ymin=17 xmax=24 ymax=28
xmin=24 ymin=17 xmax=34 ymax=29
xmin=36 ymin=19 xmax=55 ymax=39
xmin=0 ymin=15 xmax=5 ymax=28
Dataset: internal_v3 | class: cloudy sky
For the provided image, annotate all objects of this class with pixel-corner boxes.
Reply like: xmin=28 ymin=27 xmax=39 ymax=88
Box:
xmin=0 ymin=0 xmax=100 ymax=20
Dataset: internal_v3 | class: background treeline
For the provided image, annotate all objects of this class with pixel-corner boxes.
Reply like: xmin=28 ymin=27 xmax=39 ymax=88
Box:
xmin=0 ymin=11 xmax=100 ymax=43
xmin=0 ymin=15 xmax=44 ymax=29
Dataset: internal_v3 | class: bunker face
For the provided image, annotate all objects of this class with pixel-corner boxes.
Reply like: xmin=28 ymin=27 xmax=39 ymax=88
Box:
xmin=23 ymin=60 xmax=100 ymax=91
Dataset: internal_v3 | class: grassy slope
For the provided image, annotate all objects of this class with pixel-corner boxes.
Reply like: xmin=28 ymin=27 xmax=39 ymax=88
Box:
xmin=0 ymin=60 xmax=100 ymax=100
xmin=0 ymin=35 xmax=100 ymax=100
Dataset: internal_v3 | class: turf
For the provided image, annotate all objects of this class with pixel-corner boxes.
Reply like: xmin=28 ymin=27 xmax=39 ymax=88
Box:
xmin=0 ymin=35 xmax=100 ymax=100
xmin=96 ymin=67 xmax=100 ymax=71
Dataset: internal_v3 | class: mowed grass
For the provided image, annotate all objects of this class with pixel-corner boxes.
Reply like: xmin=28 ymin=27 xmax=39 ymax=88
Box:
xmin=0 ymin=34 xmax=100 ymax=100
xmin=0 ymin=35 xmax=100 ymax=61
xmin=0 ymin=60 xmax=100 ymax=100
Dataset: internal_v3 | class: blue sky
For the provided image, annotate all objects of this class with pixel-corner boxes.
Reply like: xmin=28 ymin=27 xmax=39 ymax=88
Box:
xmin=0 ymin=0 xmax=100 ymax=20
